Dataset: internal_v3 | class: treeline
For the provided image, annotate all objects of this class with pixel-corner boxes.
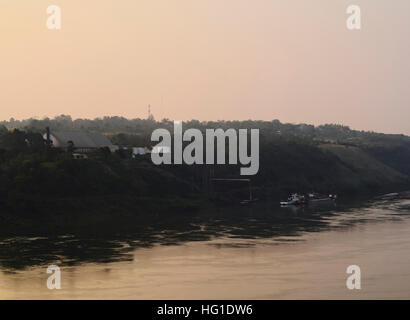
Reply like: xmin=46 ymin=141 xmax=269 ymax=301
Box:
xmin=2 ymin=115 xmax=409 ymax=142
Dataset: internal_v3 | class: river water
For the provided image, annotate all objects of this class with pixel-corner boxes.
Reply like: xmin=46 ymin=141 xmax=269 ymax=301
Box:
xmin=1 ymin=199 xmax=410 ymax=299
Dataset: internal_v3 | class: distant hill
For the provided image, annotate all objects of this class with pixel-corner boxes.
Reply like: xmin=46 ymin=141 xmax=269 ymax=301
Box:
xmin=0 ymin=116 xmax=409 ymax=222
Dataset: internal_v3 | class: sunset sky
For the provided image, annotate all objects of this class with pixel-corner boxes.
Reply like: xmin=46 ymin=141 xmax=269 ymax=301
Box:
xmin=1 ymin=1 xmax=409 ymax=134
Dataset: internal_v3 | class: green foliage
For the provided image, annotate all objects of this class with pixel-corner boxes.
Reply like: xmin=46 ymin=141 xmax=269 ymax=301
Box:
xmin=0 ymin=131 xmax=199 ymax=218
xmin=0 ymin=125 xmax=8 ymax=135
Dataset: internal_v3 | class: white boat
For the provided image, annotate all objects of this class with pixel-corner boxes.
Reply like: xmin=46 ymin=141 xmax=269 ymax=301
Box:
xmin=280 ymin=194 xmax=306 ymax=206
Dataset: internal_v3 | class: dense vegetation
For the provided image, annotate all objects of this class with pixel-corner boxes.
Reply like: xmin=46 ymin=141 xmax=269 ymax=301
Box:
xmin=0 ymin=116 xmax=409 ymax=227
xmin=0 ymin=127 xmax=201 ymax=227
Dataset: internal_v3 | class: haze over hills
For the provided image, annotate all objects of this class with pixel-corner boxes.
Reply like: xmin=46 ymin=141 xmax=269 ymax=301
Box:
xmin=2 ymin=115 xmax=410 ymax=180
xmin=0 ymin=115 xmax=409 ymax=228
xmin=2 ymin=114 xmax=410 ymax=138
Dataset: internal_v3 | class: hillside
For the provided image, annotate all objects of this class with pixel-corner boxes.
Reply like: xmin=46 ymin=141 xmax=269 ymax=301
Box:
xmin=320 ymin=144 xmax=408 ymax=194
xmin=0 ymin=117 xmax=409 ymax=227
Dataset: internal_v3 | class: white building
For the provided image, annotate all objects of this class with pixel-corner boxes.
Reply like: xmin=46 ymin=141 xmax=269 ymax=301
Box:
xmin=151 ymin=146 xmax=171 ymax=154
xmin=132 ymin=147 xmax=151 ymax=155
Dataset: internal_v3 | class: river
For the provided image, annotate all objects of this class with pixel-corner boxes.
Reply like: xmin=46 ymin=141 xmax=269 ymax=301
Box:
xmin=1 ymin=199 xmax=410 ymax=299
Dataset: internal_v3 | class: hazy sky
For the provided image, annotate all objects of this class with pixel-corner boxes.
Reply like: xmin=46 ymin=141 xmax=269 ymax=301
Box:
xmin=1 ymin=1 xmax=409 ymax=134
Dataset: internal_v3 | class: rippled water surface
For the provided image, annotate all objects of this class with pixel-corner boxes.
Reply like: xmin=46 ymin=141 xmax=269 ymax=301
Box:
xmin=1 ymin=200 xmax=410 ymax=299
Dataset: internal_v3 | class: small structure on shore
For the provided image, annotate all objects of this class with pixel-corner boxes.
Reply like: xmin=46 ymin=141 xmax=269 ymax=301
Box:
xmin=132 ymin=147 xmax=151 ymax=156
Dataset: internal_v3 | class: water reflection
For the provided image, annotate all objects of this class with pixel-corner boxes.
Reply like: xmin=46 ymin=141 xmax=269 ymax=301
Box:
xmin=0 ymin=200 xmax=409 ymax=271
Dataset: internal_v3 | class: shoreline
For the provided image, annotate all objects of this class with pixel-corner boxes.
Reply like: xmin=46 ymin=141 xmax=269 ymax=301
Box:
xmin=1 ymin=188 xmax=408 ymax=237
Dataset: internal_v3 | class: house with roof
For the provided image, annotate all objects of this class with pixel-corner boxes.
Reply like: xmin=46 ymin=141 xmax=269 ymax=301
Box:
xmin=44 ymin=129 xmax=118 ymax=153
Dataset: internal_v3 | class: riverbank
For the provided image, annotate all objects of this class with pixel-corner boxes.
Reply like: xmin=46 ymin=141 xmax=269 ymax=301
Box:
xmin=1 ymin=124 xmax=410 ymax=233
xmin=0 ymin=190 xmax=407 ymax=237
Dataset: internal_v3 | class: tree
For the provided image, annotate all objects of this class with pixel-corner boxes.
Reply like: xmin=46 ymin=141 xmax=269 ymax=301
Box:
xmin=0 ymin=125 xmax=8 ymax=135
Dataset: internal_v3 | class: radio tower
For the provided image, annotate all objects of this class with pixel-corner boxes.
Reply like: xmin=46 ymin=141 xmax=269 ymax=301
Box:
xmin=148 ymin=104 xmax=154 ymax=121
